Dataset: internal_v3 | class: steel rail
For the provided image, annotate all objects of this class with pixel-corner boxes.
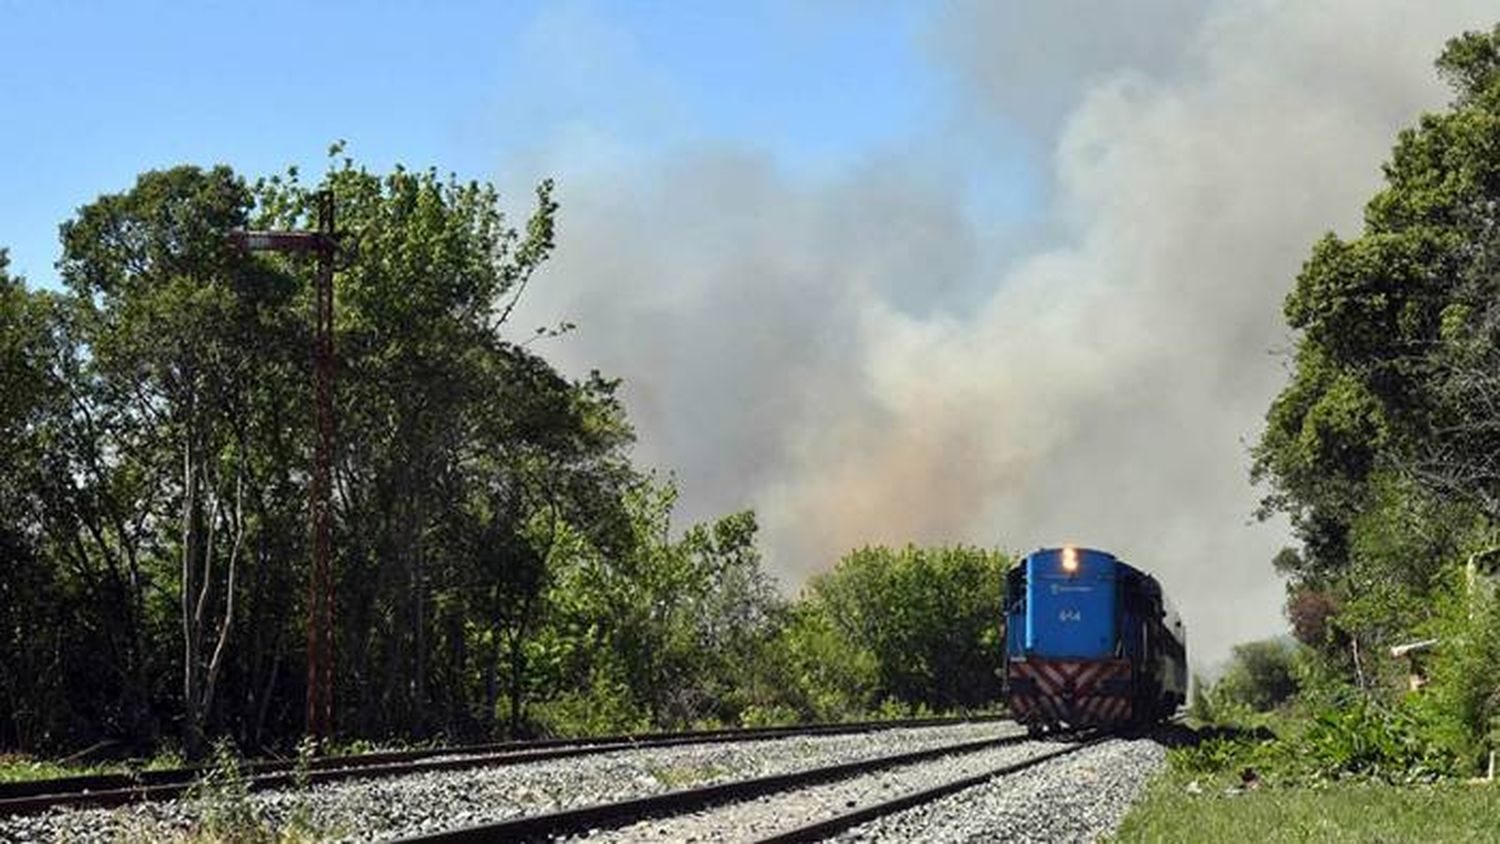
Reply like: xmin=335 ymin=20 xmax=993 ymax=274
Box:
xmin=756 ymin=735 xmax=1107 ymax=843
xmin=392 ymin=730 xmax=1079 ymax=843
xmin=0 ymin=714 xmax=1010 ymax=817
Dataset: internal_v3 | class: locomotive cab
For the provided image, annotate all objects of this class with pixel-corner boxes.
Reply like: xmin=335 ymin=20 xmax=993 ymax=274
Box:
xmin=1003 ymin=546 xmax=1186 ymax=729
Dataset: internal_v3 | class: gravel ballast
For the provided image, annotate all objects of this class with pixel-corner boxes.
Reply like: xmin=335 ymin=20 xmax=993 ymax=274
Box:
xmin=579 ymin=736 xmax=1070 ymax=843
xmin=0 ymin=721 xmax=1023 ymax=842
xmin=834 ymin=736 xmax=1167 ymax=843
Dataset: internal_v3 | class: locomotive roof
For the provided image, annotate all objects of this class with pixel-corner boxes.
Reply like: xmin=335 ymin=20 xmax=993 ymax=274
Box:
xmin=1012 ymin=546 xmax=1163 ymax=588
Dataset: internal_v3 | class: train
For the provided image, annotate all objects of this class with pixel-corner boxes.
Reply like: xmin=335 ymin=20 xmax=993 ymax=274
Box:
xmin=1002 ymin=546 xmax=1186 ymax=730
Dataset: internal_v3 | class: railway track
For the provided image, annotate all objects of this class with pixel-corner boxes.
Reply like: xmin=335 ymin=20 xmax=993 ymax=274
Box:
xmin=394 ymin=728 xmax=1104 ymax=843
xmin=0 ymin=714 xmax=1009 ymax=817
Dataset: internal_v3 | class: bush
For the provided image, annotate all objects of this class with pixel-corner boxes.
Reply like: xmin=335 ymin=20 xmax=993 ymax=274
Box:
xmin=1298 ymin=698 xmax=1458 ymax=783
xmin=1409 ymin=576 xmax=1500 ymax=772
xmin=738 ymin=704 xmax=800 ymax=728
xmin=800 ymin=545 xmax=1008 ymax=712
xmin=1188 ymin=674 xmax=1258 ymax=727
xmin=1216 ymin=639 xmax=1300 ymax=712
xmin=874 ymin=697 xmax=935 ymax=721
xmin=189 ymin=739 xmax=263 ymax=841
xmin=1172 ymin=734 xmax=1275 ymax=777
xmin=1172 ymin=696 xmax=1460 ymax=787
xmin=527 ymin=673 xmax=650 ymax=737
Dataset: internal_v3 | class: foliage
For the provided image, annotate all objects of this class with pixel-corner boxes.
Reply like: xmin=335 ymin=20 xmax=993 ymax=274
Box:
xmin=0 ymin=152 xmax=645 ymax=755
xmin=1178 ymin=697 xmax=1460 ymax=788
xmin=1251 ymin=23 xmax=1500 ymax=764
xmin=283 ymin=736 xmax=319 ymax=836
xmin=176 ymin=737 xmax=330 ymax=843
xmin=189 ymin=739 xmax=262 ymax=842
xmin=0 ymin=251 xmax=77 ymax=751
xmin=1255 ymin=23 xmax=1500 ymax=591
xmin=525 ymin=534 xmax=1009 ymax=735
xmin=0 ymin=756 xmax=116 ymax=784
xmin=737 ymin=704 xmax=801 ymax=728
xmin=527 ymin=483 xmax=785 ymax=734
xmin=1188 ymin=681 xmax=1258 ymax=728
xmin=0 ymin=149 xmax=1015 ymax=762
xmin=1301 ymin=700 xmax=1454 ymax=783
xmin=794 ymin=544 xmax=1011 ymax=714
xmin=249 ymin=158 xmax=617 ymax=742
xmin=526 ymin=670 xmax=650 ymax=737
xmin=1213 ymin=639 xmax=1301 ymax=713
xmin=1412 ymin=577 xmax=1500 ymax=769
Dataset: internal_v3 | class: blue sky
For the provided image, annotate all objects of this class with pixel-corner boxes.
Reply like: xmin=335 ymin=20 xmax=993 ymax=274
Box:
xmin=1 ymin=1 xmax=1031 ymax=287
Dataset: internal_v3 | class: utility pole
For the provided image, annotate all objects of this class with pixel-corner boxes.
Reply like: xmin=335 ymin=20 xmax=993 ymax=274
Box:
xmin=230 ymin=191 xmax=338 ymax=743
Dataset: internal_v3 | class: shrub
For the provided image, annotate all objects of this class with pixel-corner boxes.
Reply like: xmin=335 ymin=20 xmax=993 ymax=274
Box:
xmin=738 ymin=704 xmax=800 ymax=728
xmin=1298 ymin=697 xmax=1458 ymax=783
xmin=1410 ymin=576 xmax=1500 ymax=771
xmin=528 ymin=673 xmax=650 ymax=737
xmin=189 ymin=739 xmax=263 ymax=842
xmin=1215 ymin=639 xmax=1300 ymax=712
xmin=1173 ymin=696 xmax=1460 ymax=787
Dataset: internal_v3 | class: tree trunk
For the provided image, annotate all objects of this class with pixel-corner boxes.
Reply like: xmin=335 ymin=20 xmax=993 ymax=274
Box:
xmin=252 ymin=640 xmax=283 ymax=749
xmin=180 ymin=416 xmax=244 ymax=757
xmin=483 ymin=636 xmax=499 ymax=735
xmin=181 ymin=435 xmax=203 ymax=757
xmin=413 ymin=542 xmax=426 ymax=733
xmin=507 ymin=630 xmax=525 ymax=737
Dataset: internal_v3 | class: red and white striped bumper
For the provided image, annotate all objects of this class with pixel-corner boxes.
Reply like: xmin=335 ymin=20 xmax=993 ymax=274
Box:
xmin=1005 ymin=658 xmax=1134 ymax=726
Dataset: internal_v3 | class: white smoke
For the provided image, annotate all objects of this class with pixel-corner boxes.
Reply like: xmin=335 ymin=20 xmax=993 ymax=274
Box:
xmin=508 ymin=1 xmax=1497 ymax=662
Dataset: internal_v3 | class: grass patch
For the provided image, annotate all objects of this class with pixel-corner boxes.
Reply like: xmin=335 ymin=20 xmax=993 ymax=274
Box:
xmin=1115 ymin=774 xmax=1500 ymax=842
xmin=644 ymin=761 xmax=728 ymax=789
xmin=0 ymin=754 xmax=116 ymax=782
xmin=1116 ymin=715 xmax=1500 ymax=843
xmin=0 ymin=745 xmax=185 ymax=783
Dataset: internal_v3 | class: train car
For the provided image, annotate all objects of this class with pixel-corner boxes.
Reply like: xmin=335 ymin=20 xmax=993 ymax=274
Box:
xmin=1002 ymin=546 xmax=1186 ymax=730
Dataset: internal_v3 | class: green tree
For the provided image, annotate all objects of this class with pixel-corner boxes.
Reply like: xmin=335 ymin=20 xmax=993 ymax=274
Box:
xmin=1214 ymin=639 xmax=1301 ymax=712
xmin=1255 ymin=25 xmax=1500 ymax=662
xmin=252 ymin=156 xmax=636 ymax=740
xmin=4 ymin=149 xmax=1030 ymax=757
xmin=527 ymin=479 xmax=787 ymax=734
xmin=58 ymin=165 xmax=302 ymax=754
xmin=0 ymin=250 xmax=75 ymax=751
xmin=799 ymin=545 xmax=1010 ymax=712
xmin=455 ymin=350 xmax=634 ymax=735
xmin=8 ymin=152 xmax=642 ymax=754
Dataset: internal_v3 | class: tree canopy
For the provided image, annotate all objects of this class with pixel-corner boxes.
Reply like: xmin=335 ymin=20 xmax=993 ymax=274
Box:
xmin=1253 ymin=24 xmax=1500 ymax=762
xmin=0 ymin=155 xmax=1013 ymax=757
xmin=1256 ymin=24 xmax=1500 ymax=596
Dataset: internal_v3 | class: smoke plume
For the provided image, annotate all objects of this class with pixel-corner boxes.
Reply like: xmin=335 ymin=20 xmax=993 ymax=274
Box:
xmin=510 ymin=1 xmax=1496 ymax=661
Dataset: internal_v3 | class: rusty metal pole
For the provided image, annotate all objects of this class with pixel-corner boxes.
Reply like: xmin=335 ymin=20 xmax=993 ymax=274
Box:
xmin=229 ymin=193 xmax=339 ymax=745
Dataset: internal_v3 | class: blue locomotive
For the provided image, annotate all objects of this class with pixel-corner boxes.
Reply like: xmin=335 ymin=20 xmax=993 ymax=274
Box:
xmin=1003 ymin=547 xmax=1186 ymax=729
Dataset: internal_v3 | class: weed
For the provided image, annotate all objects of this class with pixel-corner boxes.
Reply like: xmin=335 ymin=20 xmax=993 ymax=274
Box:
xmin=177 ymin=737 xmax=338 ymax=843
xmin=1297 ymin=699 xmax=1458 ymax=783
xmin=644 ymin=761 xmax=726 ymax=789
xmin=188 ymin=739 xmax=264 ymax=842
xmin=738 ymin=704 xmax=800 ymax=728
xmin=144 ymin=745 xmax=187 ymax=771
xmin=283 ymin=736 xmax=319 ymax=837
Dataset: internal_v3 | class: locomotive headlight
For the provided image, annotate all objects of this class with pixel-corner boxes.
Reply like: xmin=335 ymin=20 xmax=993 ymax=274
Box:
xmin=1061 ymin=546 xmax=1079 ymax=573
